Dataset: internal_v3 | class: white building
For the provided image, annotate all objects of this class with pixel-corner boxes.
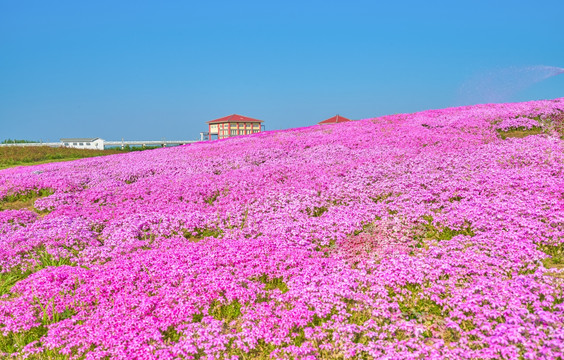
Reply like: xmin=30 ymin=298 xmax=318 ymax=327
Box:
xmin=61 ymin=138 xmax=105 ymax=150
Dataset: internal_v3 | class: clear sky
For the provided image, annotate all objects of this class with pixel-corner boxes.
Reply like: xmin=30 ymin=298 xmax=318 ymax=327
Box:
xmin=1 ymin=0 xmax=563 ymax=142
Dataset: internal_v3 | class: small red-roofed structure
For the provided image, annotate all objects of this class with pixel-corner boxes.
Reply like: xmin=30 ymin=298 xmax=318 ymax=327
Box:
xmin=206 ymin=114 xmax=264 ymax=140
xmin=318 ymin=115 xmax=352 ymax=125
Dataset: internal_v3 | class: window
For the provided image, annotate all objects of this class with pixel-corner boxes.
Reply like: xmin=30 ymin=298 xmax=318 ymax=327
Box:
xmin=64 ymin=143 xmax=69 ymax=146
xmin=86 ymin=142 xmax=91 ymax=145
xmin=231 ymin=130 xmax=237 ymax=135
xmin=79 ymin=142 xmax=84 ymax=145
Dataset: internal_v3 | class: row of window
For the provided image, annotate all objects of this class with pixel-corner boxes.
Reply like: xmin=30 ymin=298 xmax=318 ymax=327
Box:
xmin=219 ymin=130 xmax=260 ymax=137
xmin=231 ymin=130 xmax=258 ymax=135
xmin=64 ymin=142 xmax=91 ymax=146
xmin=220 ymin=130 xmax=260 ymax=135
xmin=219 ymin=124 xmax=260 ymax=129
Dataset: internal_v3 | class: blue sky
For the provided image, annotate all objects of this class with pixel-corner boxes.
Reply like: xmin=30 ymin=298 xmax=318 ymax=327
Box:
xmin=1 ymin=0 xmax=563 ymax=142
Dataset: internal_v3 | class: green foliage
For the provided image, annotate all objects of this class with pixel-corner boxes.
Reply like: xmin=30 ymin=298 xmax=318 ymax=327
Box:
xmin=460 ymin=319 xmax=476 ymax=331
xmin=539 ymin=243 xmax=564 ymax=267
xmin=240 ymin=208 xmax=249 ymax=229
xmin=314 ymin=239 xmax=336 ymax=252
xmin=443 ymin=328 xmax=461 ymax=343
xmin=389 ymin=283 xmax=446 ymax=322
xmin=255 ymin=292 xmax=270 ymax=303
xmin=348 ymin=309 xmax=372 ymax=326
xmin=0 ymin=297 xmax=75 ymax=356
xmin=89 ymin=223 xmax=105 ymax=233
xmin=290 ymin=326 xmax=306 ymax=346
xmin=310 ymin=312 xmax=333 ymax=327
xmin=0 ymin=247 xmax=75 ymax=297
xmin=0 ymin=268 xmax=33 ymax=296
xmin=1 ymin=188 xmax=54 ymax=204
xmin=306 ymin=206 xmax=328 ymax=217
xmin=192 ymin=313 xmax=204 ymax=323
xmin=394 ymin=329 xmax=408 ymax=341
xmin=352 ymin=222 xmax=376 ymax=236
xmin=182 ymin=227 xmax=223 ymax=240
xmin=19 ymin=349 xmax=70 ymax=360
xmin=496 ymin=126 xmax=543 ymax=140
xmin=161 ymin=325 xmax=182 ymax=343
xmin=36 ymin=297 xmax=76 ymax=325
xmin=401 ymin=298 xmax=444 ymax=320
xmin=208 ymin=299 xmax=242 ymax=321
xmin=369 ymin=192 xmax=394 ymax=203
xmin=256 ymin=274 xmax=289 ymax=293
xmin=204 ymin=190 xmax=221 ymax=205
xmin=115 ymin=145 xmax=159 ymax=152
xmin=2 ymin=139 xmax=38 ymax=144
xmin=415 ymin=215 xmax=476 ymax=248
xmin=422 ymin=330 xmax=433 ymax=338
xmin=34 ymin=249 xmax=74 ymax=268
xmin=0 ymin=146 xmax=124 ymax=169
xmin=433 ymin=225 xmax=475 ymax=241
xmin=517 ymin=262 xmax=540 ymax=275
xmin=0 ymin=325 xmax=48 ymax=355
xmin=225 ymin=339 xmax=276 ymax=360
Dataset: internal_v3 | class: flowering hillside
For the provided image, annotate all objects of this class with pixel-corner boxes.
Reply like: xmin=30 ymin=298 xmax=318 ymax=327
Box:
xmin=1 ymin=98 xmax=563 ymax=359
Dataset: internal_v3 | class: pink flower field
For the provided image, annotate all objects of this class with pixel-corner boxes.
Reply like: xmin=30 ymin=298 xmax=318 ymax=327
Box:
xmin=1 ymin=98 xmax=564 ymax=359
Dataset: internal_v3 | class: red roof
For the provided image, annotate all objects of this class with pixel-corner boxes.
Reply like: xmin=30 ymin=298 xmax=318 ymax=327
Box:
xmin=206 ymin=114 xmax=264 ymax=124
xmin=318 ymin=115 xmax=352 ymax=125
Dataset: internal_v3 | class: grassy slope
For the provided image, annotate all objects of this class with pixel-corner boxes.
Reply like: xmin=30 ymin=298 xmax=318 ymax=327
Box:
xmin=1 ymin=102 xmax=563 ymax=359
xmin=0 ymin=147 xmax=132 ymax=170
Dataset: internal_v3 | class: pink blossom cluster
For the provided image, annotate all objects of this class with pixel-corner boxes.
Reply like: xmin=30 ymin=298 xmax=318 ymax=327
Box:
xmin=0 ymin=98 xmax=563 ymax=359
xmin=494 ymin=116 xmax=541 ymax=131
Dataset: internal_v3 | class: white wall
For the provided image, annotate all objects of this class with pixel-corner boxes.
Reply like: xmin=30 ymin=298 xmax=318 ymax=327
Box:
xmin=62 ymin=139 xmax=104 ymax=150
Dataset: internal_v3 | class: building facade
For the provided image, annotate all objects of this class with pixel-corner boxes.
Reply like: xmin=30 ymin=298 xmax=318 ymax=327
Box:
xmin=206 ymin=114 xmax=264 ymax=140
xmin=61 ymin=138 xmax=105 ymax=150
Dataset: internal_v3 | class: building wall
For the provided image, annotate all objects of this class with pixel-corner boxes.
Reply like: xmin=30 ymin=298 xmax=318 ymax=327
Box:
xmin=209 ymin=122 xmax=262 ymax=140
xmin=62 ymin=139 xmax=104 ymax=150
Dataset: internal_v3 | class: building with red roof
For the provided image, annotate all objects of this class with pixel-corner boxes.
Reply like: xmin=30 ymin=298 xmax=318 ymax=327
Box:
xmin=317 ymin=115 xmax=352 ymax=125
xmin=206 ymin=114 xmax=264 ymax=140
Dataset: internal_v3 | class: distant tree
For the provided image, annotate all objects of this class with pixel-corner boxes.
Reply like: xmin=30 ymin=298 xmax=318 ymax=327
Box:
xmin=1 ymin=139 xmax=39 ymax=144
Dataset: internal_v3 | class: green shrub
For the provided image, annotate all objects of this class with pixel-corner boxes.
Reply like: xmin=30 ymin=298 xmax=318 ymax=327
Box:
xmin=539 ymin=243 xmax=564 ymax=267
xmin=161 ymin=325 xmax=182 ymax=343
xmin=182 ymin=227 xmax=223 ymax=240
xmin=0 ymin=188 xmax=54 ymax=213
xmin=496 ymin=126 xmax=542 ymax=139
xmin=306 ymin=206 xmax=328 ymax=217
xmin=208 ymin=299 xmax=242 ymax=321
xmin=0 ymin=268 xmax=33 ymax=296
xmin=414 ymin=215 xmax=475 ymax=248
xmin=0 ymin=297 xmax=75 ymax=356
xmin=256 ymin=274 xmax=289 ymax=293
